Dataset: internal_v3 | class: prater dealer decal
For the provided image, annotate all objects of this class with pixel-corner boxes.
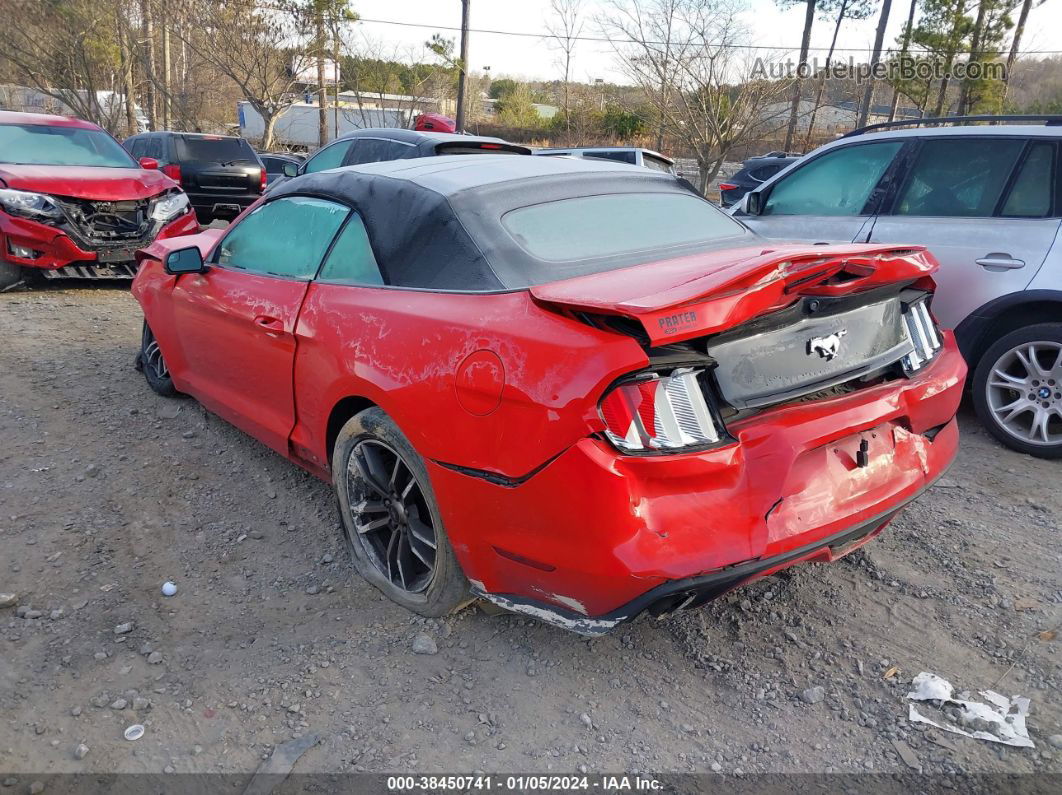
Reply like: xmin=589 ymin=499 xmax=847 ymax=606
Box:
xmin=657 ymin=310 xmax=698 ymax=335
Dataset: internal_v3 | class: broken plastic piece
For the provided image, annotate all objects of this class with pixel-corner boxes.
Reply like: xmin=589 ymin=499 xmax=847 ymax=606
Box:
xmin=906 ymin=672 xmax=1033 ymax=748
xmin=124 ymin=724 xmax=145 ymax=741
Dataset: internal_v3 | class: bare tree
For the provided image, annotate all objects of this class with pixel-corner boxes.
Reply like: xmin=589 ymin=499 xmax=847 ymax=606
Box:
xmin=545 ymin=0 xmax=584 ymax=143
xmin=1002 ymin=0 xmax=1041 ymax=104
xmin=888 ymin=0 xmax=919 ymax=120
xmin=856 ymin=0 xmax=893 ymax=127
xmin=803 ymin=0 xmax=874 ymax=149
xmin=343 ymin=35 xmax=455 ymax=129
xmin=601 ymin=0 xmax=791 ymax=193
xmin=117 ymin=7 xmax=140 ymax=136
xmin=171 ymin=0 xmax=313 ymax=149
xmin=0 ymin=0 xmax=120 ymax=128
xmin=779 ymin=0 xmax=818 ymax=151
xmin=140 ymin=0 xmax=159 ymax=130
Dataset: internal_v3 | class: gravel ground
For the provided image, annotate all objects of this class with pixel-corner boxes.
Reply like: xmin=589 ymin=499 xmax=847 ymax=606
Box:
xmin=1 ymin=286 xmax=1060 ymax=781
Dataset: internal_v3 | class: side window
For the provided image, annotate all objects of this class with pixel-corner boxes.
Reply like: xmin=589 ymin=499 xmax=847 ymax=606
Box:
xmin=894 ymin=138 xmax=1024 ymax=217
xmin=214 ymin=197 xmax=349 ymax=279
xmin=127 ymin=139 xmax=143 ymax=158
xmin=1001 ymin=142 xmax=1055 ymax=218
xmin=147 ymin=137 xmax=163 ymax=161
xmin=304 ymin=140 xmax=354 ymax=174
xmin=347 ymin=138 xmax=409 ymax=165
xmin=318 ymin=214 xmax=383 ymax=285
xmin=764 ymin=142 xmax=902 ymax=216
xmin=750 ymin=164 xmax=783 ymax=182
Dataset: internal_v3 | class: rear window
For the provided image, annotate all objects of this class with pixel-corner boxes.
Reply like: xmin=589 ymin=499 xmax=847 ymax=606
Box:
xmin=643 ymin=154 xmax=674 ymax=173
xmin=584 ymin=150 xmax=637 ymax=165
xmin=501 ymin=192 xmax=746 ymax=262
xmin=177 ymin=135 xmax=256 ymax=164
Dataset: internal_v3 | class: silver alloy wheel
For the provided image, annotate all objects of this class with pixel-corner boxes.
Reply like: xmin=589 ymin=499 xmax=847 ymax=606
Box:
xmin=344 ymin=439 xmax=437 ymax=593
xmin=985 ymin=341 xmax=1062 ymax=446
xmin=143 ymin=337 xmax=169 ymax=380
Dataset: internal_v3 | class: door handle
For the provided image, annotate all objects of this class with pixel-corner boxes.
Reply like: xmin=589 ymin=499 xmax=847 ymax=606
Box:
xmin=253 ymin=315 xmax=285 ymax=333
xmin=976 ymin=254 xmax=1025 ymax=271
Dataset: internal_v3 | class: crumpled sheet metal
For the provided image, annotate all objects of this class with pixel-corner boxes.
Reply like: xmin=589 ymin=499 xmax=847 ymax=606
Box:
xmin=907 ymin=671 xmax=1034 ymax=748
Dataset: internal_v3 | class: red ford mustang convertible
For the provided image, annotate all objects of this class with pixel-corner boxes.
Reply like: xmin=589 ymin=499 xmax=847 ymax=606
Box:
xmin=133 ymin=155 xmax=965 ymax=634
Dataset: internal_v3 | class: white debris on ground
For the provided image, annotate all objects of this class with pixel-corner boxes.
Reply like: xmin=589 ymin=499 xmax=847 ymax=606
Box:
xmin=907 ymin=672 xmax=1035 ymax=748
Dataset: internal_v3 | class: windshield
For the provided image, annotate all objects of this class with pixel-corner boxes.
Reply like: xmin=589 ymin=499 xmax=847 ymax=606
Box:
xmin=501 ymin=192 xmax=746 ymax=263
xmin=0 ymin=123 xmax=136 ymax=168
xmin=177 ymin=135 xmax=256 ymax=164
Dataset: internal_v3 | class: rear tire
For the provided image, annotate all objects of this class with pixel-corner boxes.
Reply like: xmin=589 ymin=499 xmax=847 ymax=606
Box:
xmin=139 ymin=321 xmax=179 ymax=397
xmin=0 ymin=260 xmax=23 ymax=291
xmin=972 ymin=322 xmax=1062 ymax=459
xmin=332 ymin=407 xmax=469 ymax=617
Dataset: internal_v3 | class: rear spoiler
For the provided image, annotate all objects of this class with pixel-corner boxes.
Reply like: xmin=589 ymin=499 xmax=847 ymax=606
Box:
xmin=434 ymin=141 xmax=532 ymax=156
xmin=530 ymin=244 xmax=938 ymax=347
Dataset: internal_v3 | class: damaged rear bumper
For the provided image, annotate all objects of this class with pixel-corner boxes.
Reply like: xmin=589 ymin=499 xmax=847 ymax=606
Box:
xmin=471 ymin=495 xmax=918 ymax=635
xmin=432 ymin=336 xmax=966 ymax=635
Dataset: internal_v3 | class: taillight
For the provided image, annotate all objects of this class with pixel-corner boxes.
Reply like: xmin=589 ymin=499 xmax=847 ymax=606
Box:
xmin=161 ymin=164 xmax=182 ymax=185
xmin=901 ymin=297 xmax=942 ymax=374
xmin=599 ymin=367 xmax=722 ymax=453
xmin=718 ymin=182 xmax=737 ymax=191
xmin=259 ymin=167 xmax=267 ymax=193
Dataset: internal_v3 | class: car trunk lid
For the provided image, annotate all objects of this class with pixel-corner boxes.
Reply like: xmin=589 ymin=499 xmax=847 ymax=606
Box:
xmin=529 ymin=243 xmax=938 ymax=347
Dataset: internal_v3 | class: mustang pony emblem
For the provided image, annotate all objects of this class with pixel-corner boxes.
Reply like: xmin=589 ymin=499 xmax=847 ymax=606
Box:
xmin=807 ymin=330 xmax=847 ymax=361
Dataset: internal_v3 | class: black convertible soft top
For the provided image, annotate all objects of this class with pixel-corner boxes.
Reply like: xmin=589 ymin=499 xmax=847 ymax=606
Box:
xmin=269 ymin=154 xmax=751 ymax=291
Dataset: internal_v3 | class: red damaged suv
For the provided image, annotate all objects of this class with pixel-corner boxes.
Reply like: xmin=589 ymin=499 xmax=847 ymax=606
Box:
xmin=0 ymin=111 xmax=199 ymax=289
xmin=132 ymin=155 xmax=965 ymax=634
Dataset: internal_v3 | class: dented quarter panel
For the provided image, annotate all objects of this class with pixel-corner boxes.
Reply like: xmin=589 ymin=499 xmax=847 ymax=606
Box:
xmin=288 ymin=283 xmax=649 ymax=476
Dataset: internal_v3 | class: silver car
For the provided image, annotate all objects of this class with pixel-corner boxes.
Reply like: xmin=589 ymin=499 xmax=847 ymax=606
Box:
xmin=732 ymin=117 xmax=1062 ymax=458
xmin=534 ymin=146 xmax=677 ymax=174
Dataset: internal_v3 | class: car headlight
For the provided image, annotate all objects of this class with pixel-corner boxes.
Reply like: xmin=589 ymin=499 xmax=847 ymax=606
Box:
xmin=150 ymin=191 xmax=190 ymax=222
xmin=0 ymin=188 xmax=63 ymax=220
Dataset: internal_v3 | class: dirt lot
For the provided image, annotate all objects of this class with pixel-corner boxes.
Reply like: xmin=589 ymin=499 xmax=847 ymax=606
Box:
xmin=1 ymin=285 xmax=1060 ymax=782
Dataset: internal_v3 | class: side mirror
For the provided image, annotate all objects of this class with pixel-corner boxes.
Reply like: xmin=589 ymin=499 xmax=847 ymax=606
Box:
xmin=746 ymin=190 xmax=764 ymax=216
xmin=139 ymin=157 xmax=159 ymax=170
xmin=164 ymin=246 xmax=206 ymax=275
xmin=282 ymin=162 xmax=299 ymax=178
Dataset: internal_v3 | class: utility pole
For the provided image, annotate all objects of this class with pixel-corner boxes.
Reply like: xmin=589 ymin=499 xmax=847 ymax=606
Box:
xmin=161 ymin=2 xmax=172 ymax=129
xmin=316 ymin=3 xmax=328 ymax=146
xmin=140 ymin=0 xmax=158 ymax=131
xmin=118 ymin=11 xmax=138 ymax=136
xmin=455 ymin=0 xmax=470 ymax=132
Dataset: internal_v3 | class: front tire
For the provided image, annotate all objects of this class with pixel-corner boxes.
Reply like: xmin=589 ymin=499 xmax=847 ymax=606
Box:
xmin=972 ymin=322 xmax=1062 ymax=458
xmin=139 ymin=321 xmax=179 ymax=397
xmin=332 ymin=408 xmax=469 ymax=617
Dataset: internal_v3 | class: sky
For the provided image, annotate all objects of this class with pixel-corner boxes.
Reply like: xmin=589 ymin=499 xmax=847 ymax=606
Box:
xmin=346 ymin=0 xmax=1062 ymax=85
